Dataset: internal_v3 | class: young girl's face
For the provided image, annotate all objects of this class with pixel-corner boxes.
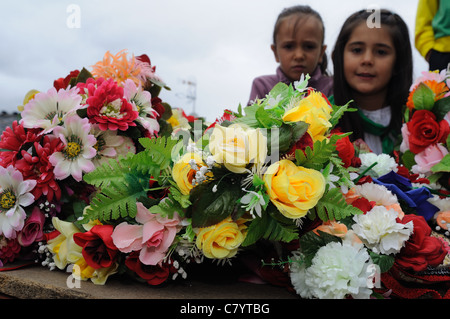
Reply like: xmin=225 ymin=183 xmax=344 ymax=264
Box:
xmin=343 ymin=22 xmax=396 ymax=105
xmin=271 ymin=15 xmax=327 ymax=82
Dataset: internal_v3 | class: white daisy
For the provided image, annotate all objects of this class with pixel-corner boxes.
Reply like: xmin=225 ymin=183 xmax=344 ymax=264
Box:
xmin=0 ymin=166 xmax=36 ymax=239
xmin=90 ymin=124 xmax=125 ymax=167
xmin=123 ymin=79 xmax=160 ymax=135
xmin=49 ymin=115 xmax=97 ymax=182
xmin=20 ymin=87 xmax=82 ymax=132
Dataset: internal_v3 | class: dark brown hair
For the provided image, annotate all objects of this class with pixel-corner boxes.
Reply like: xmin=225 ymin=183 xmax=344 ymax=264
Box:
xmin=331 ymin=9 xmax=413 ymax=141
xmin=273 ymin=5 xmax=329 ymax=75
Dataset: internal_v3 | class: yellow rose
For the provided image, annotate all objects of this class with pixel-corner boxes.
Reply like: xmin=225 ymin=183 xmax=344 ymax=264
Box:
xmin=47 ymin=217 xmax=82 ymax=269
xmin=196 ymin=217 xmax=247 ymax=259
xmin=264 ymin=159 xmax=325 ymax=219
xmin=209 ymin=124 xmax=267 ymax=173
xmin=173 ymin=152 xmax=206 ymax=195
xmin=282 ymin=91 xmax=332 ymax=141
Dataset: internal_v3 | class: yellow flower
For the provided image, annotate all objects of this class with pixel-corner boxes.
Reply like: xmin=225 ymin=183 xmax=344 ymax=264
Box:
xmin=17 ymin=89 xmax=39 ymax=112
xmin=209 ymin=124 xmax=267 ymax=174
xmin=196 ymin=217 xmax=247 ymax=259
xmin=282 ymin=91 xmax=332 ymax=141
xmin=47 ymin=217 xmax=82 ymax=269
xmin=173 ymin=152 xmax=206 ymax=195
xmin=263 ymin=159 xmax=325 ymax=219
xmin=72 ymin=258 xmax=119 ymax=285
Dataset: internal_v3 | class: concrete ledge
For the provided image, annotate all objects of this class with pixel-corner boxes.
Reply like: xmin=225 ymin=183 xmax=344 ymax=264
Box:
xmin=0 ymin=265 xmax=298 ymax=299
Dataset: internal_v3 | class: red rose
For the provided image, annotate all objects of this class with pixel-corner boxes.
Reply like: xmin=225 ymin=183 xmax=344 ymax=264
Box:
xmin=286 ymin=132 xmax=314 ymax=158
xmin=53 ymin=70 xmax=80 ymax=90
xmin=335 ymin=134 xmax=355 ymax=168
xmin=406 ymin=110 xmax=449 ymax=154
xmin=73 ymin=225 xmax=118 ymax=269
xmin=351 ymin=197 xmax=376 ymax=213
xmin=125 ymin=251 xmax=175 ymax=285
xmin=395 ymin=214 xmax=447 ymax=272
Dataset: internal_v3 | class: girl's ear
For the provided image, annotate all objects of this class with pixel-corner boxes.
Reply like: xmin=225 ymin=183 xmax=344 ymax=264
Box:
xmin=271 ymin=44 xmax=280 ymax=63
xmin=319 ymin=44 xmax=327 ymax=64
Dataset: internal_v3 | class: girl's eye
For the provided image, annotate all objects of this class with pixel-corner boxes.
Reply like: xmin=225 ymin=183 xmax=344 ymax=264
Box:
xmin=351 ymin=47 xmax=362 ymax=54
xmin=376 ymin=49 xmax=388 ymax=56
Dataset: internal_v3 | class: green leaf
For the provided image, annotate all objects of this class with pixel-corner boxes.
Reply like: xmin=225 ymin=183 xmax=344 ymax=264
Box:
xmin=433 ymin=96 xmax=450 ymax=121
xmin=242 ymin=207 xmax=298 ymax=247
xmin=83 ymin=156 xmax=132 ymax=188
xmin=431 ymin=153 xmax=450 ymax=173
xmin=412 ymin=82 xmax=436 ymax=110
xmin=188 ymin=180 xmax=242 ymax=227
xmin=82 ymin=173 xmax=149 ymax=223
xmin=138 ymin=136 xmax=181 ymax=170
xmin=298 ymin=230 xmax=341 ymax=267
xmin=295 ymin=133 xmax=350 ymax=170
xmin=255 ymin=106 xmax=283 ymax=128
xmin=313 ymin=187 xmax=363 ymax=222
xmin=329 ymin=101 xmax=356 ymax=128
xmin=401 ymin=150 xmax=416 ymax=170
xmin=369 ymin=251 xmax=395 ymax=273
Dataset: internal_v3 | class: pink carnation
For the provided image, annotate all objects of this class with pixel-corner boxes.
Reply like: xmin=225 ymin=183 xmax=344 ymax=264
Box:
xmin=111 ymin=202 xmax=181 ymax=266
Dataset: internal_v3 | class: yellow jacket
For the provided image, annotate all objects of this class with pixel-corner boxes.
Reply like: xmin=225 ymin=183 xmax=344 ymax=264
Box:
xmin=415 ymin=0 xmax=450 ymax=58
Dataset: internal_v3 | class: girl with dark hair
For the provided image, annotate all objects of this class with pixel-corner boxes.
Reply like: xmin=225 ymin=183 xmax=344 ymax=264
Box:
xmin=248 ymin=5 xmax=333 ymax=104
xmin=331 ymin=9 xmax=413 ymax=154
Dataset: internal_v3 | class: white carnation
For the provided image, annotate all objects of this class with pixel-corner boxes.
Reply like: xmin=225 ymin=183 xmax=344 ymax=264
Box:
xmin=352 ymin=206 xmax=413 ymax=255
xmin=290 ymin=240 xmax=374 ymax=299
xmin=359 ymin=153 xmax=397 ymax=177
xmin=352 ymin=183 xmax=399 ymax=206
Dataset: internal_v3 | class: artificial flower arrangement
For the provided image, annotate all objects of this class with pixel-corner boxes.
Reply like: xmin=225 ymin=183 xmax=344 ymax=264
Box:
xmin=400 ymin=67 xmax=450 ymax=189
xmin=1 ymin=50 xmax=450 ymax=299
xmin=0 ymin=50 xmax=196 ymax=282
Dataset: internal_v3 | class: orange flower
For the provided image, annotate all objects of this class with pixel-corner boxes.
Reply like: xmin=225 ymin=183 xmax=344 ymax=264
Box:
xmin=313 ymin=220 xmax=348 ymax=238
xmin=406 ymin=80 xmax=449 ymax=111
xmin=91 ymin=49 xmax=148 ymax=86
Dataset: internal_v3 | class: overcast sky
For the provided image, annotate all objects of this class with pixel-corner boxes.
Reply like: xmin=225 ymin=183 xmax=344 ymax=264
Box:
xmin=0 ymin=0 xmax=426 ymax=122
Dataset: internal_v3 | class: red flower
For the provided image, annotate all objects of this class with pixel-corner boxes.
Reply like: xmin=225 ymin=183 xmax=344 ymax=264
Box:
xmin=285 ymin=132 xmax=314 ymax=158
xmin=351 ymin=197 xmax=376 ymax=213
xmin=53 ymin=70 xmax=80 ymax=90
xmin=0 ymin=121 xmax=41 ymax=168
xmin=151 ymin=97 xmax=165 ymax=120
xmin=395 ymin=214 xmax=447 ymax=272
xmin=73 ymin=225 xmax=118 ymax=269
xmin=335 ymin=134 xmax=356 ymax=168
xmin=125 ymin=251 xmax=176 ymax=285
xmin=205 ymin=109 xmax=237 ymax=132
xmin=80 ymin=78 xmax=138 ymax=131
xmin=406 ymin=110 xmax=449 ymax=154
xmin=0 ymin=237 xmax=21 ymax=264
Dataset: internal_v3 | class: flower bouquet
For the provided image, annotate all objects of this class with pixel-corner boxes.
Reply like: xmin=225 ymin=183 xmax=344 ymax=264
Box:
xmin=400 ymin=67 xmax=450 ymax=190
xmin=0 ymin=50 xmax=195 ymax=282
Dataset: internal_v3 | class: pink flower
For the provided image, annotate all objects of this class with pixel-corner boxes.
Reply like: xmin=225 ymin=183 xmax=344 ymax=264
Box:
xmin=412 ymin=143 xmax=449 ymax=174
xmin=399 ymin=124 xmax=410 ymax=153
xmin=79 ymin=78 xmax=138 ymax=131
xmin=111 ymin=202 xmax=181 ymax=266
xmin=17 ymin=207 xmax=45 ymax=246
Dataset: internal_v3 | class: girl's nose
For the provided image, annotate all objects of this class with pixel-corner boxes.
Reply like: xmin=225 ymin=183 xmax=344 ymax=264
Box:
xmin=293 ymin=48 xmax=305 ymax=61
xmin=361 ymin=51 xmax=374 ymax=65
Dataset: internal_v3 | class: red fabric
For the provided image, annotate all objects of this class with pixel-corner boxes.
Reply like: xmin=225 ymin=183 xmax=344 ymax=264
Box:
xmin=381 ymin=264 xmax=450 ymax=299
